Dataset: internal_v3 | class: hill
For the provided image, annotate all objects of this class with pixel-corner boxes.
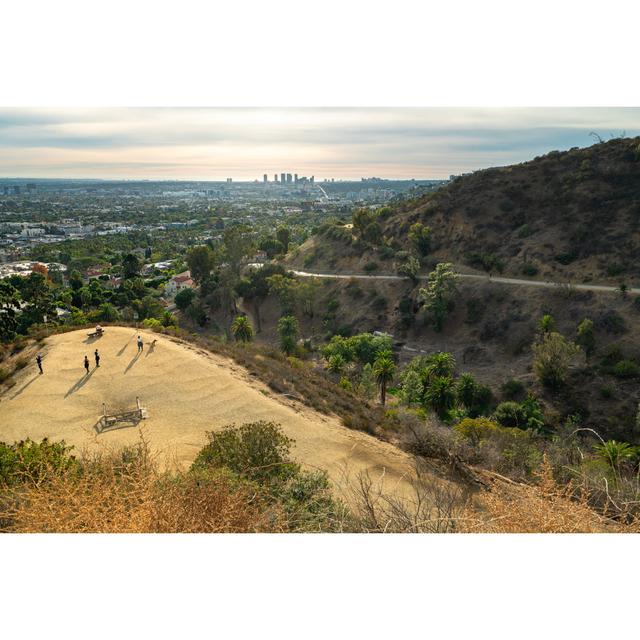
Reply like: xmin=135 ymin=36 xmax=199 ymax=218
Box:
xmin=0 ymin=327 xmax=419 ymax=500
xmin=291 ymin=137 xmax=640 ymax=283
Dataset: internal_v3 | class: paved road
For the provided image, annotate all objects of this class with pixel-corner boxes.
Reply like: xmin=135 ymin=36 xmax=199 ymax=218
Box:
xmin=291 ymin=269 xmax=640 ymax=295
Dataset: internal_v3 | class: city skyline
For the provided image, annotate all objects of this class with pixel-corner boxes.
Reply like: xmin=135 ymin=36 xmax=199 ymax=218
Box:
xmin=1 ymin=107 xmax=639 ymax=181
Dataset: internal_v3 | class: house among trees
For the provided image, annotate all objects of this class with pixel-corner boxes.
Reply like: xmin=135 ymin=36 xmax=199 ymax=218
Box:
xmin=165 ymin=270 xmax=194 ymax=299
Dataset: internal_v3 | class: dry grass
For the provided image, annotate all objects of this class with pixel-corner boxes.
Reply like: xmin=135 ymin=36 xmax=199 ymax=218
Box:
xmin=461 ymin=458 xmax=640 ymax=533
xmin=0 ymin=442 xmax=284 ymax=533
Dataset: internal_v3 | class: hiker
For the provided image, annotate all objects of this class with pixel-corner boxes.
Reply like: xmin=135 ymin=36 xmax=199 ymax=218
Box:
xmin=84 ymin=355 xmax=90 ymax=375
xmin=36 ymin=354 xmax=43 ymax=375
xmin=94 ymin=349 xmax=100 ymax=368
xmin=137 ymin=335 xmax=143 ymax=352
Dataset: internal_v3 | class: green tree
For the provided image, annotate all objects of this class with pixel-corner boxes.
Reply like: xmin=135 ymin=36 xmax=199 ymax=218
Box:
xmin=186 ymin=245 xmax=216 ymax=284
xmin=97 ymin=302 xmax=121 ymax=322
xmin=357 ymin=363 xmax=376 ymax=399
xmin=398 ymin=255 xmax=421 ymax=282
xmin=276 ymin=226 xmax=291 ymax=252
xmin=576 ymin=318 xmax=595 ymax=357
xmin=174 ymin=287 xmax=196 ymax=311
xmin=424 ymin=376 xmax=456 ymax=419
xmin=408 ymin=222 xmax=432 ymax=257
xmin=455 ymin=373 xmax=478 ymax=410
xmin=231 ymin=315 xmax=254 ymax=343
xmin=327 ymin=354 xmax=346 ymax=374
xmin=0 ymin=281 xmax=21 ymax=341
xmin=235 ymin=264 xmax=287 ymax=332
xmin=223 ymin=225 xmax=253 ymax=275
xmin=278 ymin=315 xmax=299 ymax=356
xmin=400 ymin=369 xmax=423 ymax=406
xmin=68 ymin=269 xmax=84 ymax=291
xmin=373 ymin=355 xmax=396 ymax=406
xmin=122 ymin=253 xmax=142 ymax=279
xmin=424 ymin=351 xmax=456 ymax=381
xmin=532 ymin=331 xmax=581 ymax=388
xmin=418 ymin=263 xmax=458 ymax=332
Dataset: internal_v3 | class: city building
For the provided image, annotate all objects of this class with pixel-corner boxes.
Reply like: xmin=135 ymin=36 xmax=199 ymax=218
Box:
xmin=280 ymin=173 xmax=286 ymax=184
xmin=286 ymin=173 xmax=292 ymax=183
xmin=263 ymin=174 xmax=268 ymax=183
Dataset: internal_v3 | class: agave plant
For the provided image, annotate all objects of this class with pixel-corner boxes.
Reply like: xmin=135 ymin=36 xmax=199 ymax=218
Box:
xmin=592 ymin=440 xmax=637 ymax=471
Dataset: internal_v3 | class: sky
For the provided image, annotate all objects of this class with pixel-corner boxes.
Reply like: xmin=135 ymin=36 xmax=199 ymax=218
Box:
xmin=0 ymin=107 xmax=639 ymax=181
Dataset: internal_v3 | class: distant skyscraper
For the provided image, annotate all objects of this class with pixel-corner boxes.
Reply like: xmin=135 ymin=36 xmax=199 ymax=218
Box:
xmin=274 ymin=174 xmax=278 ymax=182
xmin=286 ymin=173 xmax=292 ymax=183
xmin=226 ymin=178 xmax=232 ymax=183
xmin=263 ymin=174 xmax=268 ymax=183
xmin=294 ymin=173 xmax=298 ymax=183
xmin=281 ymin=173 xmax=286 ymax=184
xmin=310 ymin=176 xmax=314 ymax=184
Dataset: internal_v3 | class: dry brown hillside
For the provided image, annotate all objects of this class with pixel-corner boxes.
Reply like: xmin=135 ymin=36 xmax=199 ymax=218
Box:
xmin=290 ymin=137 xmax=640 ymax=283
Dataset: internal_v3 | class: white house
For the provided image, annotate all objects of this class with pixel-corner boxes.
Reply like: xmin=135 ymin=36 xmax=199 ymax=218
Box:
xmin=165 ymin=271 xmax=194 ymax=298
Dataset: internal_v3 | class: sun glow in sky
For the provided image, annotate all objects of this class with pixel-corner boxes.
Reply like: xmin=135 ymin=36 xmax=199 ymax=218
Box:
xmin=1 ymin=107 xmax=639 ymax=180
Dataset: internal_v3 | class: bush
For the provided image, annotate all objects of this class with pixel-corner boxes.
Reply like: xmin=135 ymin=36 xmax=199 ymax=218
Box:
xmin=454 ymin=417 xmax=499 ymax=446
xmin=532 ymin=331 xmax=581 ymax=388
xmin=363 ymin=261 xmax=379 ymax=273
xmin=613 ymin=360 xmax=639 ymax=379
xmin=192 ymin=421 xmax=298 ymax=485
xmin=501 ymin=379 xmax=525 ymax=400
xmin=494 ymin=402 xmax=526 ymax=428
xmin=0 ymin=438 xmax=78 ymax=486
xmin=521 ymin=263 xmax=539 ymax=277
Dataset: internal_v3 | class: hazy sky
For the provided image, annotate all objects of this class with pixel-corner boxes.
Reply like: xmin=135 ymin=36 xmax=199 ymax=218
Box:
xmin=1 ymin=108 xmax=639 ymax=180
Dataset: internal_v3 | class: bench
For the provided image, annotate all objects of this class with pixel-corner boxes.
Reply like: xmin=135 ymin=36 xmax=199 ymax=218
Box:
xmin=87 ymin=329 xmax=104 ymax=338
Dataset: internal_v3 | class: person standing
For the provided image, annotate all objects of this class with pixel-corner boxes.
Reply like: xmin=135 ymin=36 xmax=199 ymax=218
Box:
xmin=94 ymin=349 xmax=100 ymax=368
xmin=84 ymin=355 xmax=90 ymax=375
xmin=137 ymin=335 xmax=143 ymax=352
xmin=36 ymin=354 xmax=43 ymax=375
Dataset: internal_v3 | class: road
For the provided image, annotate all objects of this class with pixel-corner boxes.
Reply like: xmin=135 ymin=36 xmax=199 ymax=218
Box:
xmin=290 ymin=269 xmax=640 ymax=295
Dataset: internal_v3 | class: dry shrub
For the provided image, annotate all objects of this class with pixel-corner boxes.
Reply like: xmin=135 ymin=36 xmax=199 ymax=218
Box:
xmin=1 ymin=443 xmax=283 ymax=533
xmin=345 ymin=461 xmax=472 ymax=533
xmin=461 ymin=458 xmax=640 ymax=533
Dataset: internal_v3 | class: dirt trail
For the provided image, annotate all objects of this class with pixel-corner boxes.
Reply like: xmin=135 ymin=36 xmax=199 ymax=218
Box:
xmin=0 ymin=327 xmax=420 ymax=500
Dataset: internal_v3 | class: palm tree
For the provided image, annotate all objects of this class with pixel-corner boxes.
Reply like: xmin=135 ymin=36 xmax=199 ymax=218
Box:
xmin=373 ymin=355 xmax=396 ymax=406
xmin=231 ymin=315 xmax=254 ymax=343
xmin=424 ymin=352 xmax=455 ymax=381
xmin=424 ymin=375 xmax=456 ymax=419
xmin=277 ymin=315 xmax=299 ymax=356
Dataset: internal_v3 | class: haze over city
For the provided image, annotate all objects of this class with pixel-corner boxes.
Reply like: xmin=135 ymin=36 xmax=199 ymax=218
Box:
xmin=1 ymin=107 xmax=639 ymax=181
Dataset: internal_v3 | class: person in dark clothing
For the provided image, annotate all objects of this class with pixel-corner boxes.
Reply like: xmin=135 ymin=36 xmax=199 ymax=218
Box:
xmin=36 ymin=354 xmax=43 ymax=374
xmin=94 ymin=349 xmax=100 ymax=367
xmin=137 ymin=336 xmax=143 ymax=352
xmin=84 ymin=355 xmax=90 ymax=375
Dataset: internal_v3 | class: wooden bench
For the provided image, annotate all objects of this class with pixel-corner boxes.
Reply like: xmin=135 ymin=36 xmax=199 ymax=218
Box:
xmin=87 ymin=329 xmax=104 ymax=338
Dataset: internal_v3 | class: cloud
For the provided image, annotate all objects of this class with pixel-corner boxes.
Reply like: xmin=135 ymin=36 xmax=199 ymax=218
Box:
xmin=0 ymin=107 xmax=638 ymax=179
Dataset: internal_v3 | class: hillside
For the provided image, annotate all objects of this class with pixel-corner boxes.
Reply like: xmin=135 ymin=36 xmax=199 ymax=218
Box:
xmin=290 ymin=137 xmax=640 ymax=283
xmin=0 ymin=327 xmax=419 ymax=500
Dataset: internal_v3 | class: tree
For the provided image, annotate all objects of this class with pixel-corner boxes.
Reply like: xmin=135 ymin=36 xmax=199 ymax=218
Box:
xmin=68 ymin=269 xmax=84 ymax=291
xmin=424 ymin=351 xmax=456 ymax=381
xmin=398 ymin=255 xmax=421 ymax=282
xmin=408 ymin=222 xmax=432 ymax=257
xmin=276 ymin=226 xmax=291 ymax=252
xmin=357 ymin=363 xmax=376 ymax=399
xmin=576 ymin=318 xmax=595 ymax=357
xmin=400 ymin=369 xmax=423 ymax=406
xmin=122 ymin=253 xmax=142 ymax=279
xmin=258 ymin=237 xmax=285 ymax=259
xmin=186 ymin=245 xmax=216 ymax=284
xmin=532 ymin=331 xmax=581 ymax=388
xmin=278 ymin=315 xmax=299 ymax=356
xmin=267 ymin=274 xmax=298 ymax=315
xmin=231 ymin=315 xmax=254 ymax=343
xmin=455 ymin=373 xmax=478 ymax=410
xmin=327 ymin=354 xmax=346 ymax=374
xmin=175 ymin=287 xmax=196 ymax=311
xmin=97 ymin=303 xmax=121 ymax=322
xmin=223 ymin=225 xmax=253 ymax=275
xmin=373 ymin=355 xmax=396 ymax=406
xmin=424 ymin=375 xmax=456 ymax=419
xmin=235 ymin=264 xmax=286 ymax=332
xmin=418 ymin=263 xmax=458 ymax=332
xmin=0 ymin=281 xmax=21 ymax=341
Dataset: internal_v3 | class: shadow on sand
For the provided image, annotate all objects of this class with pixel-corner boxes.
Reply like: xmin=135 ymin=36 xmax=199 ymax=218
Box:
xmin=65 ymin=368 xmax=95 ymax=398
xmin=144 ymin=340 xmax=157 ymax=358
xmin=93 ymin=414 xmax=142 ymax=435
xmin=83 ymin=334 xmax=102 ymax=345
xmin=11 ymin=375 xmax=39 ymax=399
xmin=124 ymin=350 xmax=142 ymax=374
xmin=117 ymin=332 xmax=137 ymax=357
